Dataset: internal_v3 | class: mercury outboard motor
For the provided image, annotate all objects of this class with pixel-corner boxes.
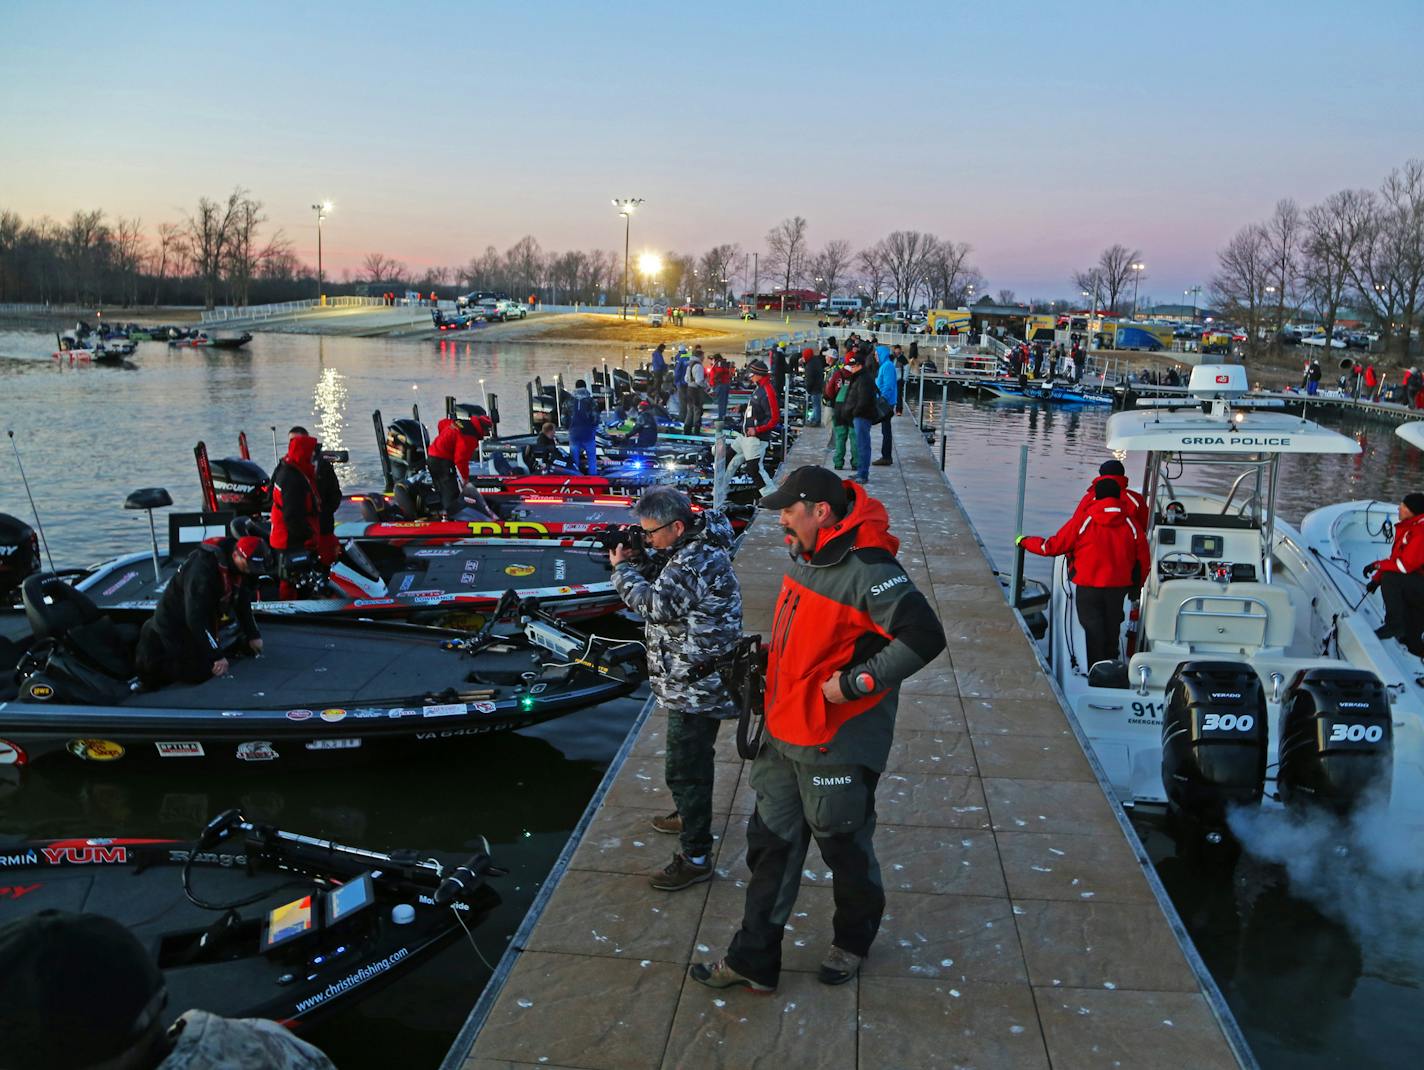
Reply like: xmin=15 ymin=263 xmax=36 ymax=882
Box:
xmin=1278 ymin=667 xmax=1392 ymax=814
xmin=0 ymin=514 xmax=40 ymax=603
xmin=1161 ymin=661 xmax=1268 ymax=827
xmin=385 ymin=418 xmax=428 ymax=483
xmin=207 ymin=457 xmax=271 ymax=516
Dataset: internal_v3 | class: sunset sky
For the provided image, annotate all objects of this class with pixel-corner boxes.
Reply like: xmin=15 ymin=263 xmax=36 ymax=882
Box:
xmin=4 ymin=0 xmax=1422 ymax=301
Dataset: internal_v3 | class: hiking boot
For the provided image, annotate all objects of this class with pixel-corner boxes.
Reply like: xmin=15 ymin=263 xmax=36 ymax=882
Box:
xmin=818 ymin=946 xmax=864 ymax=986
xmin=688 ymin=958 xmax=775 ymax=994
xmin=649 ymin=852 xmax=711 ymax=891
xmin=650 ymin=811 xmax=682 ymax=835
xmin=872 ymin=458 xmax=893 ymax=466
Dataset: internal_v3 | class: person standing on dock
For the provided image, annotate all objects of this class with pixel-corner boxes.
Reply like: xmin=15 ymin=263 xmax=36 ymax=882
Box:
xmin=709 ymin=353 xmax=733 ymax=422
xmin=803 ymin=345 xmax=825 ymax=427
xmin=1307 ymin=359 xmax=1322 ymax=396
xmin=567 ymin=379 xmax=598 ymax=475
xmin=1017 ymin=478 xmax=1149 ymax=669
xmin=690 ymin=466 xmax=945 ymax=994
xmin=1363 ymin=492 xmax=1424 ymax=654
xmin=726 ymin=358 xmax=779 ymax=491
xmin=843 ymin=349 xmax=880 ymax=484
xmin=683 ymin=350 xmax=708 ymax=435
xmin=872 ymin=343 xmax=898 ymax=467
xmin=608 ymin=488 xmax=742 ymax=892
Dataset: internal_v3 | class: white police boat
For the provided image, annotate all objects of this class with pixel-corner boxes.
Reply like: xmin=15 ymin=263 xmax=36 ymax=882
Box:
xmin=1035 ymin=365 xmax=1423 ymax=832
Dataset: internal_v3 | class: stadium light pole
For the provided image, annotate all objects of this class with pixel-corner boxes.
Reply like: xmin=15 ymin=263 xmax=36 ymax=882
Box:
xmin=312 ymin=201 xmax=332 ymax=303
xmin=1130 ymin=262 xmax=1146 ymax=320
xmin=613 ymin=198 xmax=643 ymax=320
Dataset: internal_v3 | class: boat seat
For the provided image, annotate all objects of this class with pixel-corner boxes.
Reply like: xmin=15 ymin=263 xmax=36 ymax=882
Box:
xmin=1141 ymin=580 xmax=1295 ymax=656
xmin=229 ymin=515 xmax=270 ymax=540
xmin=21 ymin=574 xmax=132 ymax=679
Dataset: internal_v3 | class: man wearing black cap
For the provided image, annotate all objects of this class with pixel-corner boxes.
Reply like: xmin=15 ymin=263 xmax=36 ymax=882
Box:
xmin=1070 ymin=459 xmax=1148 ymax=530
xmin=0 ymin=909 xmax=335 ymax=1069
xmin=690 ymin=465 xmax=945 ymax=995
xmin=1364 ymin=493 xmax=1424 ymax=652
xmin=1018 ymin=478 xmax=1150 ymax=668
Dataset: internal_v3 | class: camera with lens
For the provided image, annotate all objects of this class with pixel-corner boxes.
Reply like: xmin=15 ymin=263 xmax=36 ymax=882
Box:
xmin=593 ymin=524 xmax=646 ymax=557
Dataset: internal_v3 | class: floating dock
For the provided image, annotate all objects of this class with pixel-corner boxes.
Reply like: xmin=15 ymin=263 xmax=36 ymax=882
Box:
xmin=443 ymin=417 xmax=1252 ymax=1070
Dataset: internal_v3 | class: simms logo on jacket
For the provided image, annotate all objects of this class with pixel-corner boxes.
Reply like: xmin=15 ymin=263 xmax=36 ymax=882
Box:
xmin=870 ymin=574 xmax=908 ymax=597
xmin=812 ymin=775 xmax=854 ymax=787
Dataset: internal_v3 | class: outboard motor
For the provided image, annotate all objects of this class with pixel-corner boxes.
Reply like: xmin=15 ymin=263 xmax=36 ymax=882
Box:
xmin=385 ymin=418 xmax=428 ymax=483
xmin=1161 ymin=661 xmax=1268 ymax=827
xmin=207 ymin=457 xmax=270 ymax=516
xmin=0 ymin=514 xmax=40 ymax=603
xmin=1278 ymin=667 xmax=1392 ymax=814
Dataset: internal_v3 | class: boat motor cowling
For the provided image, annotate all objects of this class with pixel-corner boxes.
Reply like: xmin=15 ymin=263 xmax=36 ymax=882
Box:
xmin=0 ymin=513 xmax=40 ymax=602
xmin=1161 ymin=661 xmax=1268 ymax=825
xmin=207 ymin=458 xmax=270 ymax=516
xmin=385 ymin=418 xmax=428 ymax=483
xmin=1277 ymin=667 xmax=1392 ymax=814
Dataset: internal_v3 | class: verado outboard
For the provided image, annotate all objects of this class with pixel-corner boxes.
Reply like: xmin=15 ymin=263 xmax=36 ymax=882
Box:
xmin=0 ymin=577 xmax=643 ymax=769
xmin=0 ymin=811 xmax=502 ymax=1031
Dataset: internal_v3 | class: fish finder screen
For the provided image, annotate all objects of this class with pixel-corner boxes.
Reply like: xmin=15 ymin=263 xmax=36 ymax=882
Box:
xmin=264 ymin=895 xmax=314 ymax=951
xmin=325 ymin=874 xmax=375 ymax=925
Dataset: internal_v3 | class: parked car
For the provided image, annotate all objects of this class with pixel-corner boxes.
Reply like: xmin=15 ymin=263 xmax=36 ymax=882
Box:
xmin=457 ymin=290 xmax=507 ymax=309
xmin=676 ymin=304 xmax=706 ymax=316
xmin=495 ymin=299 xmax=527 ymax=320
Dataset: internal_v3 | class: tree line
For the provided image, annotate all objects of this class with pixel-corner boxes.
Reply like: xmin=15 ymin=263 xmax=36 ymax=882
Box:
xmin=1210 ymin=159 xmax=1424 ymax=360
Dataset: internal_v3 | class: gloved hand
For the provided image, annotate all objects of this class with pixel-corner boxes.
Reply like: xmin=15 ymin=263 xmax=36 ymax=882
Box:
xmin=1363 ymin=561 xmax=1378 ymax=578
xmin=1015 ymin=534 xmax=1028 ymax=547
xmin=1366 ymin=576 xmax=1380 ymax=594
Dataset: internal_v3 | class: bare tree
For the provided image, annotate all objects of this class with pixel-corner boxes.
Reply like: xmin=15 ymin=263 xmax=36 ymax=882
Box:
xmin=1089 ymin=244 xmax=1141 ymax=312
xmin=1262 ymin=198 xmax=1303 ymax=348
xmin=876 ymin=231 xmax=936 ymax=309
xmin=148 ymin=222 xmax=184 ymax=306
xmin=856 ymin=244 xmax=889 ymax=306
xmin=698 ymin=243 xmax=741 ymax=304
xmin=187 ymin=190 xmax=241 ymax=309
xmin=764 ymin=216 xmax=809 ymax=313
xmin=361 ymin=252 xmax=404 ymax=286
xmin=503 ymin=235 xmax=544 ymax=299
xmin=224 ymin=194 xmax=267 ymax=307
xmin=1210 ymin=223 xmax=1272 ymax=358
xmin=112 ymin=217 xmax=146 ymax=307
xmin=1303 ymin=189 xmax=1373 ymax=351
xmin=923 ymin=239 xmax=976 ymax=307
xmin=62 ymin=209 xmax=109 ymax=304
xmin=807 ymin=239 xmax=853 ymax=303
xmin=1350 ymin=161 xmax=1424 ymax=359
xmin=996 ymin=288 xmax=1018 ymax=306
xmin=1072 ymin=268 xmax=1106 ymax=309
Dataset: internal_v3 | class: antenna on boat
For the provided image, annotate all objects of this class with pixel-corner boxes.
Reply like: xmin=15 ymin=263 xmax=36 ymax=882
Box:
xmin=6 ymin=430 xmax=56 ymax=574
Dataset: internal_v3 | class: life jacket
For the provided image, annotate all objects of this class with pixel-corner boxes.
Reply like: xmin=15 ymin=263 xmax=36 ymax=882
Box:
xmin=1021 ymin=498 xmax=1149 ymax=589
xmin=1070 ymin=475 xmax=1148 ymax=530
xmin=764 ymin=485 xmax=903 ymax=747
xmin=1373 ymin=512 xmax=1424 ymax=576
xmin=269 ymin=435 xmax=320 ymax=551
xmin=427 ymin=417 xmax=484 ymax=481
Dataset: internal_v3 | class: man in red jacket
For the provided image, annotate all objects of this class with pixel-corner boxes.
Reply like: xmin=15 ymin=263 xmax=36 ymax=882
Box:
xmin=1364 ymin=492 xmax=1424 ymax=652
xmin=426 ymin=404 xmax=491 ymax=517
xmin=690 ymin=466 xmax=945 ymax=994
xmin=726 ymin=359 xmax=780 ymax=492
xmin=1018 ymin=479 xmax=1150 ymax=669
xmin=1069 ymin=459 xmax=1148 ymax=530
xmin=270 ymin=432 xmax=322 ymax=599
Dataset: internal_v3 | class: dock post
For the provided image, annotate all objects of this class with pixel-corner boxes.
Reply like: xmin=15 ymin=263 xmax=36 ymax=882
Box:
xmin=917 ymin=364 xmax=927 ymax=429
xmin=1008 ymin=444 xmax=1028 ymax=607
xmin=782 ymin=372 xmax=791 ymax=458
xmin=488 ymin=394 xmax=500 ymax=439
xmin=939 ymin=379 xmax=949 ymax=469
xmin=712 ymin=425 xmax=727 ymax=510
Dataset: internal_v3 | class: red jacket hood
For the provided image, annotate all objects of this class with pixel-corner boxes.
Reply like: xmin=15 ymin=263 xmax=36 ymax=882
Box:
xmin=809 ymin=482 xmax=899 ymax=563
xmin=283 ymin=434 xmax=318 ymax=474
xmin=1085 ymin=497 xmax=1133 ymax=526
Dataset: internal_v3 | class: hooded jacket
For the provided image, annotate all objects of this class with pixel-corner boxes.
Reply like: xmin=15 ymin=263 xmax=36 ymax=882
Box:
xmin=1371 ymin=512 xmax=1424 ymax=576
xmin=157 ymin=1010 xmax=334 ymax=1069
xmin=568 ymin=386 xmax=598 ymax=437
xmin=427 ymin=417 xmax=487 ymax=482
xmin=611 ymin=510 xmax=742 ymax=716
xmin=147 ymin=536 xmax=260 ymax=668
xmin=745 ymin=375 xmax=780 ymax=438
xmin=270 ymin=434 xmax=320 ymax=551
xmin=1069 ymin=475 xmax=1148 ymax=530
xmin=875 ymin=352 xmax=898 ymax=405
xmin=1021 ymin=497 xmax=1150 ymax=589
xmin=764 ymin=483 xmax=945 ymax=769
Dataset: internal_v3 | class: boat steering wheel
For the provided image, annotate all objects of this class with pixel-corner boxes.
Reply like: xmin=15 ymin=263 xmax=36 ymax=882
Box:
xmin=1159 ymin=550 xmax=1204 ymax=579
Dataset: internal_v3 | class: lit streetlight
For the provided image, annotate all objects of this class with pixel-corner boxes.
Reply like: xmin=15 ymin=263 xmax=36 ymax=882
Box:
xmin=1184 ymin=285 xmax=1202 ymax=323
xmin=638 ymin=252 xmax=663 ymax=300
xmin=312 ymin=201 xmax=332 ymax=303
xmin=1129 ymin=262 xmax=1146 ymax=320
xmin=613 ymin=198 xmax=643 ymax=320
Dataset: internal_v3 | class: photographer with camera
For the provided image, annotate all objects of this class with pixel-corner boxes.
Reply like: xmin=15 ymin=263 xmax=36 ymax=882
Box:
xmin=690 ymin=465 xmax=945 ymax=994
xmin=608 ymin=488 xmax=743 ymax=892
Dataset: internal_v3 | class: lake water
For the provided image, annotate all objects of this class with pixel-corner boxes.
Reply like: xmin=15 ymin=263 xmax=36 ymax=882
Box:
xmin=0 ymin=330 xmax=1419 ymax=1067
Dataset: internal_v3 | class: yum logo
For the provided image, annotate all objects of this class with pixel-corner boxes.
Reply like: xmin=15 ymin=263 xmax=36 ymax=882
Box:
xmin=41 ymin=845 xmax=128 ymax=865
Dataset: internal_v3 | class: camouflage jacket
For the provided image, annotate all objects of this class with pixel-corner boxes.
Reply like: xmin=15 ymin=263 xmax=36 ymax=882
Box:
xmin=157 ymin=1010 xmax=336 ymax=1069
xmin=612 ymin=510 xmax=742 ymax=717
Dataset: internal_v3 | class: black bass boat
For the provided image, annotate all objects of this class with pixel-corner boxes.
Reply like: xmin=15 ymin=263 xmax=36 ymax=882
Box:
xmin=0 ymin=577 xmax=643 ymax=769
xmin=0 ymin=811 xmax=501 ymax=1032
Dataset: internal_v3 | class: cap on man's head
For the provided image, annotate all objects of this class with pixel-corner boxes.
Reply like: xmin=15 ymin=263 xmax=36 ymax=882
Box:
xmin=0 ymin=910 xmax=167 ymax=1070
xmin=235 ymin=535 xmax=269 ymax=567
xmin=1099 ymin=459 xmax=1126 ymax=477
xmin=1094 ymin=478 xmax=1122 ymax=500
xmin=843 ymin=351 xmax=863 ymax=367
xmin=745 ymin=359 xmax=769 ymax=376
xmin=761 ymin=465 xmax=848 ymax=514
xmin=1405 ymin=492 xmax=1424 ymax=516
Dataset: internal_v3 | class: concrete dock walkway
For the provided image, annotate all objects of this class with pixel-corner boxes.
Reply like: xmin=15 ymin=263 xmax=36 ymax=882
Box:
xmin=450 ymin=417 xmax=1247 ymax=1070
